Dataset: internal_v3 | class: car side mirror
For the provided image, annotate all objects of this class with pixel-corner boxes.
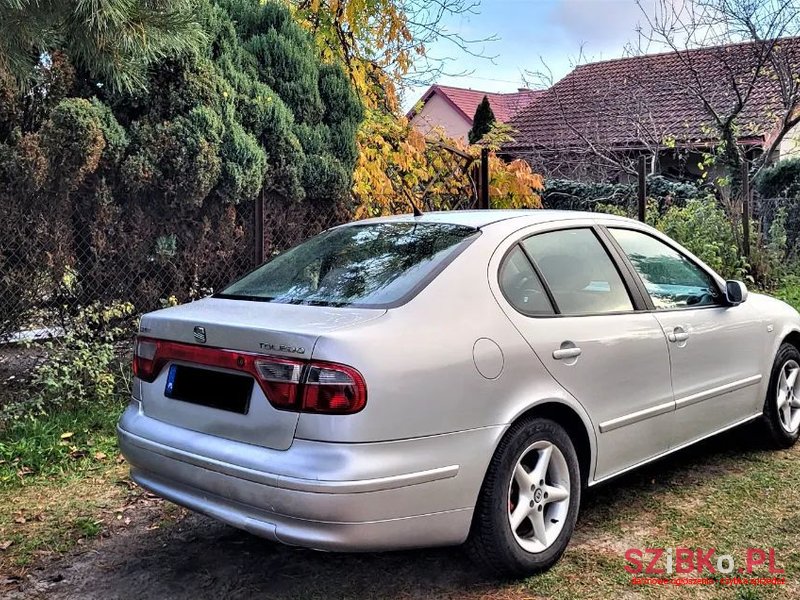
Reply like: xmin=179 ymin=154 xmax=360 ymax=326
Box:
xmin=725 ymin=280 xmax=748 ymax=305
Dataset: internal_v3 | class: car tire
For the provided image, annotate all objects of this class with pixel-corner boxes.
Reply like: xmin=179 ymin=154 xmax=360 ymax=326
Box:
xmin=466 ymin=417 xmax=581 ymax=577
xmin=761 ymin=343 xmax=800 ymax=449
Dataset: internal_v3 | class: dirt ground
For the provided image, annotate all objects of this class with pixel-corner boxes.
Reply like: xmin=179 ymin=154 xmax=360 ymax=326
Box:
xmin=3 ymin=428 xmax=798 ymax=600
xmin=0 ymin=345 xmax=45 ymax=408
xmin=5 ymin=509 xmax=495 ymax=600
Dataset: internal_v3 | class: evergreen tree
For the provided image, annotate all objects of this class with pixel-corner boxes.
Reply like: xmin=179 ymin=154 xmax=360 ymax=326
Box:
xmin=0 ymin=0 xmax=364 ymax=330
xmin=468 ymin=95 xmax=495 ymax=145
xmin=0 ymin=0 xmax=205 ymax=93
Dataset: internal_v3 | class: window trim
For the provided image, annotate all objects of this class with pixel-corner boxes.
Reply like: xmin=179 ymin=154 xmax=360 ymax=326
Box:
xmin=602 ymin=224 xmax=727 ymax=313
xmin=498 ymin=243 xmax=558 ymax=316
xmin=516 ymin=243 xmax=562 ymax=317
xmin=497 ymin=225 xmax=648 ymax=319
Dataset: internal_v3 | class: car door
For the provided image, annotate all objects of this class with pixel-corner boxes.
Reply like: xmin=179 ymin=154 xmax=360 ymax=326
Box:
xmin=496 ymin=226 xmax=675 ymax=481
xmin=606 ymin=226 xmax=765 ymax=447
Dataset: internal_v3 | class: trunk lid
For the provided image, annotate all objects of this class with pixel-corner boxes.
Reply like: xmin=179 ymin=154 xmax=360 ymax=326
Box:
xmin=136 ymin=297 xmax=385 ymax=450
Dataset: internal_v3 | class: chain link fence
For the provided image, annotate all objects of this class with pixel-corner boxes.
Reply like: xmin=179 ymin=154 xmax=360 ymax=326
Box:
xmin=0 ymin=197 xmax=360 ymax=345
xmin=5 ymin=187 xmax=795 ymax=343
xmin=0 ymin=193 xmax=352 ymax=404
xmin=1 ymin=204 xmax=253 ymax=343
xmin=754 ymin=195 xmax=800 ymax=253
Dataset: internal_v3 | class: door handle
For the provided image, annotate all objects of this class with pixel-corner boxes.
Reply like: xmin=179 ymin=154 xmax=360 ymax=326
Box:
xmin=553 ymin=347 xmax=582 ymax=360
xmin=667 ymin=327 xmax=689 ymax=343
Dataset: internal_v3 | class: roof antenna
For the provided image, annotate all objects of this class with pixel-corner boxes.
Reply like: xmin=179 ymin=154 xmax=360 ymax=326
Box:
xmin=405 ymin=193 xmax=423 ymax=217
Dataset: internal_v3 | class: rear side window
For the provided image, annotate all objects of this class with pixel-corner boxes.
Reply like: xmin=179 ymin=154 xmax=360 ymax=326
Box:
xmin=499 ymin=246 xmax=554 ymax=315
xmin=219 ymin=222 xmax=479 ymax=308
xmin=521 ymin=229 xmax=633 ymax=315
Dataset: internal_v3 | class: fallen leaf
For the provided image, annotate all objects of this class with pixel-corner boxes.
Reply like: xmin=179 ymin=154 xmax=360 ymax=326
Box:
xmin=94 ymin=452 xmax=107 ymax=461
xmin=60 ymin=432 xmax=74 ymax=439
xmin=14 ymin=517 xmax=25 ymax=524
xmin=69 ymin=450 xmax=88 ymax=460
xmin=0 ymin=541 xmax=12 ymax=550
xmin=16 ymin=467 xmax=33 ymax=478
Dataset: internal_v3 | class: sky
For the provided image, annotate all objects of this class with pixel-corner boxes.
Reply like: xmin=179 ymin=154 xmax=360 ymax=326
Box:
xmin=401 ymin=0 xmax=657 ymax=111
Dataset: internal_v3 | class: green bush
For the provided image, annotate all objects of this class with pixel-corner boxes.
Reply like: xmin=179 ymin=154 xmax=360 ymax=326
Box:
xmin=748 ymin=207 xmax=791 ymax=289
xmin=596 ymin=196 xmax=747 ymax=280
xmin=2 ymin=302 xmax=135 ymax=422
xmin=0 ymin=302 xmax=135 ymax=487
xmin=755 ymin=159 xmax=800 ymax=256
xmin=0 ymin=0 xmax=364 ymax=338
xmin=755 ymin=158 xmax=800 ymax=198
xmin=775 ymin=274 xmax=800 ymax=312
xmin=655 ymin=198 xmax=746 ymax=280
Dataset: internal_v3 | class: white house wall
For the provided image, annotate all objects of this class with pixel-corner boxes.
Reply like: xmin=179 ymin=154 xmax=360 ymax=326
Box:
xmin=409 ymin=93 xmax=471 ymax=143
xmin=779 ymin=122 xmax=800 ymax=161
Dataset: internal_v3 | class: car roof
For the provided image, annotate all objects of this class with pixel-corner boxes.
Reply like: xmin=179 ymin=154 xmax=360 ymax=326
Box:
xmin=350 ymin=209 xmax=638 ymax=229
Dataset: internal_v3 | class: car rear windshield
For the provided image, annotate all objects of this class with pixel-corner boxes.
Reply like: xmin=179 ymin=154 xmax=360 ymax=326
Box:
xmin=217 ymin=222 xmax=480 ymax=308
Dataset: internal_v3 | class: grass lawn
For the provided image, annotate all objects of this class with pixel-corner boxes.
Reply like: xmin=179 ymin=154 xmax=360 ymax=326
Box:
xmin=0 ymin=401 xmax=136 ymax=569
xmin=525 ymin=431 xmax=800 ymax=600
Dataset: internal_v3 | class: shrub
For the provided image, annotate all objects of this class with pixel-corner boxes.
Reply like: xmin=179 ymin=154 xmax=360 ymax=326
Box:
xmin=755 ymin=159 xmax=800 ymax=255
xmin=775 ymin=274 xmax=800 ymax=312
xmin=2 ymin=302 xmax=135 ymax=422
xmin=749 ymin=207 xmax=790 ymax=289
xmin=655 ymin=198 xmax=746 ymax=280
xmin=755 ymin=158 xmax=800 ymax=198
xmin=0 ymin=0 xmax=364 ymax=338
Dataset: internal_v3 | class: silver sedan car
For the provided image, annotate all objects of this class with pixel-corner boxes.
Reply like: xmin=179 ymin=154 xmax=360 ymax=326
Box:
xmin=118 ymin=210 xmax=800 ymax=576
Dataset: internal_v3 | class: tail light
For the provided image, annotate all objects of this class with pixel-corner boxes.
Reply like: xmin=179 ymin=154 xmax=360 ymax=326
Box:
xmin=133 ymin=336 xmax=367 ymax=414
xmin=302 ymin=363 xmax=367 ymax=413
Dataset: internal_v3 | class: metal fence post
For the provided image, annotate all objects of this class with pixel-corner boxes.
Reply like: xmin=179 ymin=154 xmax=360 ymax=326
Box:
xmin=637 ymin=156 xmax=647 ymax=222
xmin=479 ymin=147 xmax=489 ymax=209
xmin=255 ymin=190 xmax=265 ymax=265
xmin=742 ymin=162 xmax=751 ymax=260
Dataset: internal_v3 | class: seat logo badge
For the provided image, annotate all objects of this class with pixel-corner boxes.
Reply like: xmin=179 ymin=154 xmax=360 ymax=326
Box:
xmin=193 ymin=326 xmax=207 ymax=344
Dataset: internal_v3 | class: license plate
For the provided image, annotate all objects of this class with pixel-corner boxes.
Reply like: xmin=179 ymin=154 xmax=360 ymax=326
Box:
xmin=165 ymin=364 xmax=253 ymax=414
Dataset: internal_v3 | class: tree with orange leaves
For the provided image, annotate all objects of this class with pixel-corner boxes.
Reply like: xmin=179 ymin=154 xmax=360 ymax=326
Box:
xmin=287 ymin=0 xmax=543 ymax=215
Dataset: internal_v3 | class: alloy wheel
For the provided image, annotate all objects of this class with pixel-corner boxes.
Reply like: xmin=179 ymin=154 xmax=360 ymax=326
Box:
xmin=507 ymin=440 xmax=571 ymax=553
xmin=777 ymin=359 xmax=800 ymax=433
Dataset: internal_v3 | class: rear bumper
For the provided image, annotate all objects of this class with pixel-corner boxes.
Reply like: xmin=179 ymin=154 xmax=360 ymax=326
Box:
xmin=117 ymin=402 xmax=504 ymax=551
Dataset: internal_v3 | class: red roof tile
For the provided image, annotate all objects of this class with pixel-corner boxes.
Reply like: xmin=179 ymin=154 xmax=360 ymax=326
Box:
xmin=505 ymin=37 xmax=800 ymax=151
xmin=408 ymin=85 xmax=544 ymax=124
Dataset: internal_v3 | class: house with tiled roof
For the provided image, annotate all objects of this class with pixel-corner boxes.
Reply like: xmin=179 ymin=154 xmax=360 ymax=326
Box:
xmin=505 ymin=37 xmax=800 ymax=180
xmin=407 ymin=85 xmax=543 ymax=144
